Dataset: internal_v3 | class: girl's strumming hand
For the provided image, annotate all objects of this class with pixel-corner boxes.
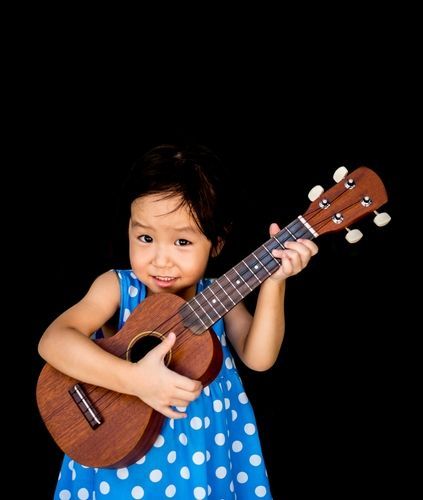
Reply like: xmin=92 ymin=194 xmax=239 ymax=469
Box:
xmin=128 ymin=332 xmax=203 ymax=419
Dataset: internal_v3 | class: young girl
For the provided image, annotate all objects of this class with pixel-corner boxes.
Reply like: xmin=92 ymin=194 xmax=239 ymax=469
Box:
xmin=38 ymin=144 xmax=318 ymax=499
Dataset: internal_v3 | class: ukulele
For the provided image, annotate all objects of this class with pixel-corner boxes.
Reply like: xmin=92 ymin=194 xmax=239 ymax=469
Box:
xmin=36 ymin=166 xmax=390 ymax=468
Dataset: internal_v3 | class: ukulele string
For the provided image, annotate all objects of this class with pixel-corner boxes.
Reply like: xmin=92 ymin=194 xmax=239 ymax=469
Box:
xmin=58 ymin=193 xmax=359 ymax=417
xmin=91 ymin=208 xmax=340 ymax=413
xmin=87 ymin=199 xmax=352 ymax=413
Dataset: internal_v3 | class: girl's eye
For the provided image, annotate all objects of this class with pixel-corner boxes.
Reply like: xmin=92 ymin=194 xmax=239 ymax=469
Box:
xmin=139 ymin=235 xmax=153 ymax=243
xmin=175 ymin=239 xmax=191 ymax=246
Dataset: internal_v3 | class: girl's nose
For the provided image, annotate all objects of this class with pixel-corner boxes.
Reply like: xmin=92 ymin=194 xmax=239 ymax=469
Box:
xmin=152 ymin=246 xmax=171 ymax=267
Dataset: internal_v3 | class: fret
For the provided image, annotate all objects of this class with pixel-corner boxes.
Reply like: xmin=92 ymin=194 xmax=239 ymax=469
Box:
xmin=199 ymin=291 xmax=222 ymax=321
xmin=233 ymin=266 xmax=253 ymax=291
xmin=252 ymin=251 xmax=271 ymax=276
xmin=262 ymin=244 xmax=281 ymax=271
xmin=272 ymin=236 xmax=286 ymax=250
xmin=184 ymin=302 xmax=209 ymax=331
xmin=192 ymin=296 xmax=215 ymax=324
xmin=202 ymin=286 xmax=228 ymax=315
xmin=213 ymin=279 xmax=236 ymax=306
xmin=285 ymin=227 xmax=297 ymax=240
xmin=221 ymin=273 xmax=244 ymax=299
xmin=241 ymin=258 xmax=262 ymax=286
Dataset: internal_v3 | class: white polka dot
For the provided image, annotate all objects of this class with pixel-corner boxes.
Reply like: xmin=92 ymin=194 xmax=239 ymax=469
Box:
xmin=180 ymin=466 xmax=190 ymax=479
xmin=192 ymin=451 xmax=205 ymax=465
xmin=59 ymin=491 xmax=71 ymax=500
xmin=203 ymin=386 xmax=210 ymax=396
xmin=208 ymin=485 xmax=212 ymax=495
xmin=154 ymin=434 xmax=165 ymax=447
xmin=77 ymin=488 xmax=89 ymax=500
xmin=130 ymin=271 xmax=137 ymax=279
xmin=231 ymin=410 xmax=238 ymax=421
xmin=216 ymin=466 xmax=227 ymax=479
xmin=72 ymin=469 xmax=76 ymax=480
xmin=238 ymin=392 xmax=248 ymax=404
xmin=244 ymin=423 xmax=256 ymax=435
xmin=255 ymin=485 xmax=267 ymax=497
xmin=165 ymin=484 xmax=176 ymax=497
xmin=99 ymin=481 xmax=110 ymax=493
xmin=237 ymin=472 xmax=248 ymax=483
xmin=169 ymin=418 xmax=175 ymax=429
xmin=128 ymin=285 xmax=139 ymax=297
xmin=204 ymin=416 xmax=210 ymax=428
xmin=117 ymin=468 xmax=129 ymax=479
xmin=193 ymin=486 xmax=206 ymax=499
xmin=225 ymin=357 xmax=233 ymax=369
xmin=149 ymin=469 xmax=162 ymax=482
xmin=131 ymin=485 xmax=144 ymax=499
xmin=176 ymin=406 xmax=186 ymax=412
xmin=214 ymin=433 xmax=225 ymax=445
xmin=250 ymin=454 xmax=262 ymax=466
xmin=224 ymin=397 xmax=230 ymax=409
xmin=226 ymin=380 xmax=232 ymax=390
xmin=179 ymin=433 xmax=188 ymax=445
xmin=123 ymin=308 xmax=131 ymax=322
xmin=190 ymin=416 xmax=202 ymax=430
xmin=68 ymin=460 xmax=75 ymax=471
xmin=136 ymin=455 xmax=146 ymax=464
xmin=167 ymin=450 xmax=177 ymax=463
xmin=229 ymin=481 xmax=234 ymax=492
xmin=213 ymin=399 xmax=223 ymax=412
xmin=221 ymin=335 xmax=227 ymax=346
xmin=232 ymin=440 xmax=243 ymax=452
xmin=206 ymin=450 xmax=211 ymax=461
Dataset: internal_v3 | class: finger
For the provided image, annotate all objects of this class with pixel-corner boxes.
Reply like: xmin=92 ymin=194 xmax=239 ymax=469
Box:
xmin=160 ymin=406 xmax=187 ymax=419
xmin=154 ymin=332 xmax=176 ymax=359
xmin=168 ymin=398 xmax=190 ymax=407
xmin=172 ymin=372 xmax=203 ymax=392
xmin=173 ymin=386 xmax=203 ymax=402
xmin=269 ymin=222 xmax=281 ymax=237
xmin=297 ymin=238 xmax=319 ymax=255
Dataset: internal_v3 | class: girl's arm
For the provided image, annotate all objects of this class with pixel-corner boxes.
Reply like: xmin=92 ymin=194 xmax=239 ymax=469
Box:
xmin=38 ymin=270 xmax=130 ymax=392
xmin=224 ymin=223 xmax=318 ymax=371
xmin=38 ymin=270 xmax=202 ymax=419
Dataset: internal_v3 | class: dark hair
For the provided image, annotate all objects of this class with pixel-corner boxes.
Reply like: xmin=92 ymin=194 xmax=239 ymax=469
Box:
xmin=121 ymin=144 xmax=234 ymax=252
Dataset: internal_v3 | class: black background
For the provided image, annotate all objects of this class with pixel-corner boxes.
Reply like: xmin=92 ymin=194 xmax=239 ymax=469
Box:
xmin=24 ymin=107 xmax=408 ymax=499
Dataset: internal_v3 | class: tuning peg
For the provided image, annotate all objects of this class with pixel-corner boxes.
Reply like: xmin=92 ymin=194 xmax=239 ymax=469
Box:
xmin=373 ymin=210 xmax=391 ymax=227
xmin=308 ymin=185 xmax=324 ymax=201
xmin=333 ymin=166 xmax=348 ymax=183
xmin=345 ymin=227 xmax=363 ymax=244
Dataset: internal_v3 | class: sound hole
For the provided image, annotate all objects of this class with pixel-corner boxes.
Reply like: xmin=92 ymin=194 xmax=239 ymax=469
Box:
xmin=128 ymin=332 xmax=171 ymax=366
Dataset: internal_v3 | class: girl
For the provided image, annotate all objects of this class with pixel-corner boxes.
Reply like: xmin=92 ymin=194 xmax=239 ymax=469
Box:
xmin=38 ymin=144 xmax=318 ymax=499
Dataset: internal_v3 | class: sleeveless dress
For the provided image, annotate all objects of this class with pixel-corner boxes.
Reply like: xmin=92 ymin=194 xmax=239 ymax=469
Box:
xmin=54 ymin=270 xmax=272 ymax=499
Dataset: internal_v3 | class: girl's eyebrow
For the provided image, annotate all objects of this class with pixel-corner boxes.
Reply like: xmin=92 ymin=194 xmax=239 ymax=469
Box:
xmin=131 ymin=219 xmax=196 ymax=234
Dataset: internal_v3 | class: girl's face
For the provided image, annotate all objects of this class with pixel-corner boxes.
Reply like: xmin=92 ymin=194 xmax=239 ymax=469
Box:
xmin=129 ymin=193 xmax=213 ymax=301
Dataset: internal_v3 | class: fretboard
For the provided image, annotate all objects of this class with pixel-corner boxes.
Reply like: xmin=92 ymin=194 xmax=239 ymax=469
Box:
xmin=180 ymin=216 xmax=315 ymax=333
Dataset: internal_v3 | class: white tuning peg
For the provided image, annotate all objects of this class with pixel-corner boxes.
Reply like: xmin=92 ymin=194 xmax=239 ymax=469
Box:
xmin=345 ymin=228 xmax=363 ymax=244
xmin=333 ymin=166 xmax=348 ymax=183
xmin=308 ymin=184 xmax=324 ymax=201
xmin=373 ymin=210 xmax=391 ymax=227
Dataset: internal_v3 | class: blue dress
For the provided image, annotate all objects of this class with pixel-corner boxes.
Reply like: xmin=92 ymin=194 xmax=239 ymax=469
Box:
xmin=54 ymin=270 xmax=272 ymax=499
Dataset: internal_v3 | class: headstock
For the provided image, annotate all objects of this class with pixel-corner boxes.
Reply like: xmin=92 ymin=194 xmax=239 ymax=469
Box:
xmin=304 ymin=166 xmax=390 ymax=242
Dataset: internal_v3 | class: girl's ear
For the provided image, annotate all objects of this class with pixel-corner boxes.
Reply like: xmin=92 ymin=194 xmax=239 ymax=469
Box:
xmin=211 ymin=237 xmax=225 ymax=257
